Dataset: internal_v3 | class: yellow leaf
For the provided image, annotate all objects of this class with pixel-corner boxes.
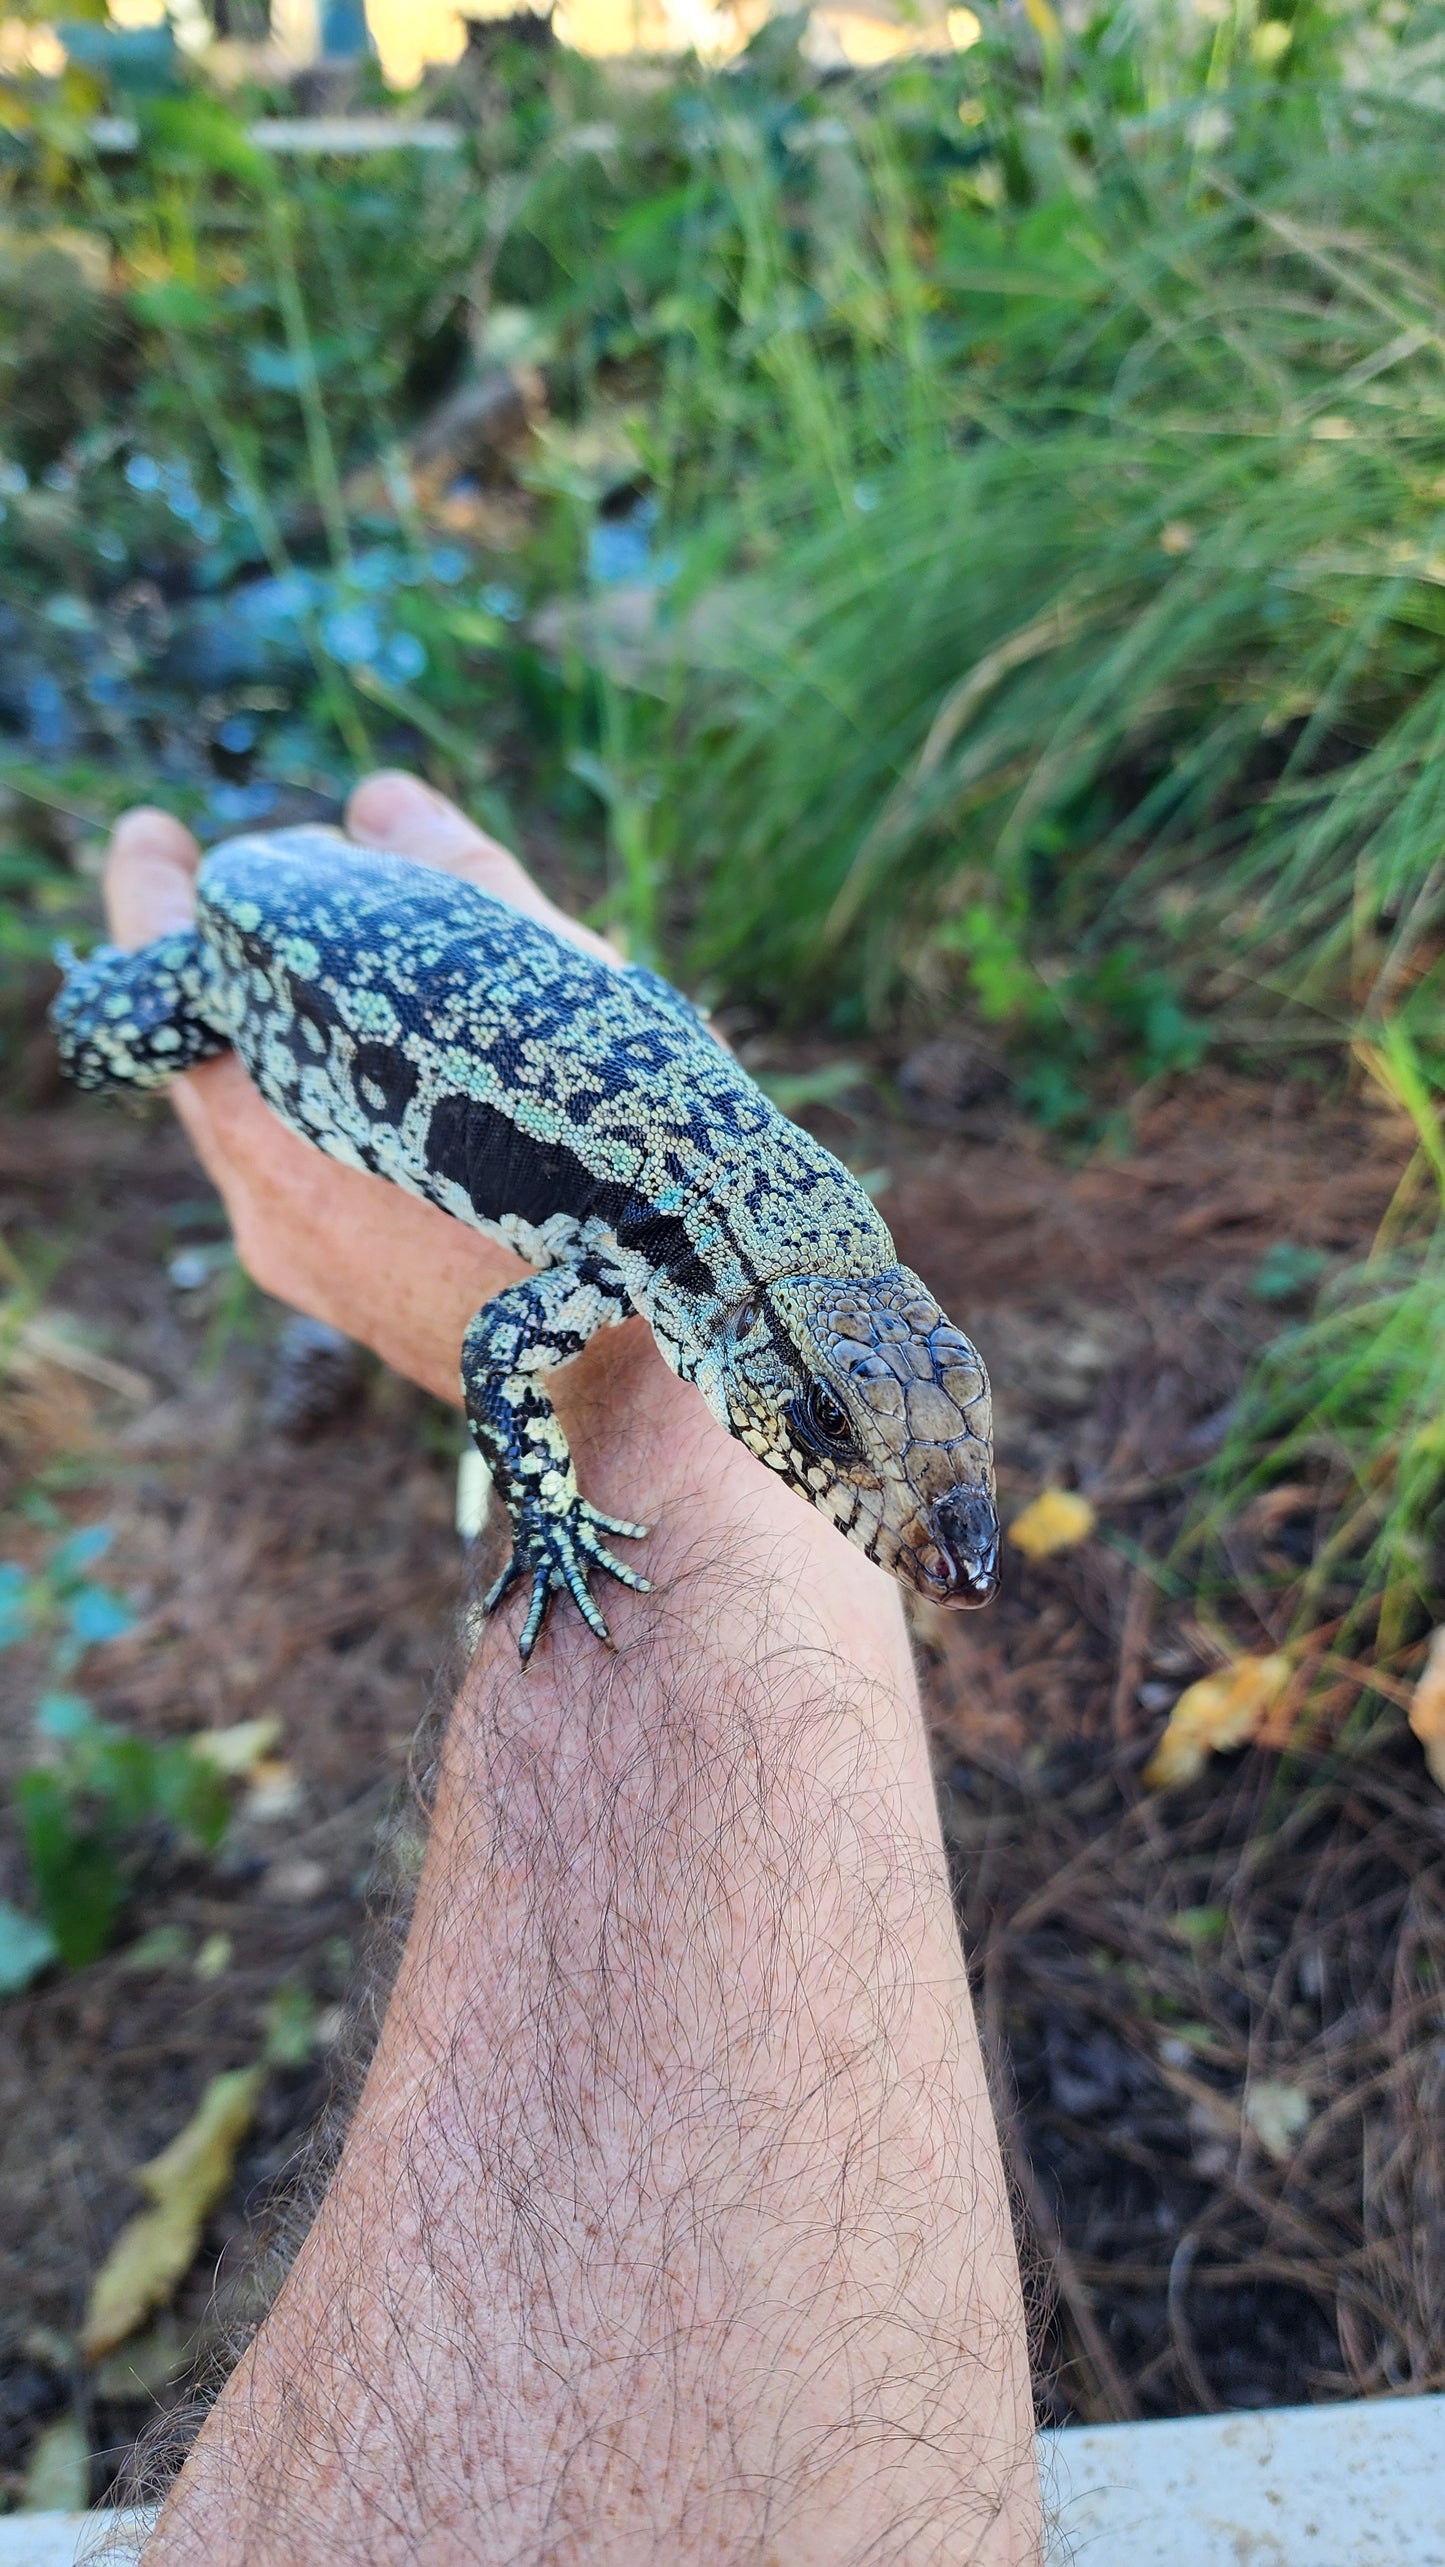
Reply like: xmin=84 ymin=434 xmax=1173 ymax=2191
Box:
xmin=193 ymin=1930 xmax=233 ymax=1981
xmin=245 ymin=1756 xmax=304 ymax=1821
xmin=82 ymin=2067 xmax=263 ymax=2361
xmin=1143 ymin=1653 xmax=1292 ymax=1792
xmin=20 ymin=2415 xmax=89 ymax=2513
xmin=1251 ymin=17 xmax=1292 ymax=65
xmin=1008 ymin=1488 xmax=1096 ymax=1560
xmin=1020 ymin=0 xmax=1062 ymax=43
xmin=1408 ymin=1625 xmax=1445 ymax=1791
xmin=189 ymin=1714 xmax=282 ymax=1778
xmin=1244 ymin=2078 xmax=1312 ymax=2162
xmin=0 ymin=24 xmax=67 ymax=81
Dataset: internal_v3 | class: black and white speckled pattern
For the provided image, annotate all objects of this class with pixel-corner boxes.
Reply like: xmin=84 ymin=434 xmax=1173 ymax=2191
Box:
xmin=53 ymin=825 xmax=998 ymax=1654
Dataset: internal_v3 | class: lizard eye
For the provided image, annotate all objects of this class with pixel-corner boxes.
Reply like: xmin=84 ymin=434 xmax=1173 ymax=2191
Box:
xmin=791 ymin=1381 xmax=858 ymax=1459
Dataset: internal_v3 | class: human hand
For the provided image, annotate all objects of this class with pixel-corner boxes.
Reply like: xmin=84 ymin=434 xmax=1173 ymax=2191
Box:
xmin=103 ymin=771 xmax=619 ymax=1408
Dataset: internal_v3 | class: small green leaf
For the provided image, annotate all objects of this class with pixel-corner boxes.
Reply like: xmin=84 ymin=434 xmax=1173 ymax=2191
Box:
xmin=443 ymin=607 xmax=507 ymax=650
xmin=263 ymin=1980 xmax=316 ymax=2068
xmin=0 ymin=1561 xmax=35 ymax=1649
xmin=49 ymin=1524 xmax=114 ymax=1584
xmin=36 ymin=1690 xmax=96 ymax=1741
xmin=0 ymin=1900 xmax=58 ymax=1997
xmin=140 ymin=95 xmax=272 ymax=188
xmin=194 ymin=1931 xmax=233 ymax=1981
xmin=119 ymin=1925 xmax=191 ymax=1973
xmin=151 ymin=1743 xmax=230 ymax=1849
xmin=18 ymin=1771 xmax=124 ymax=1967
xmin=67 ymin=1584 xmax=136 ymax=1647
xmin=129 ymin=278 xmax=217 ymax=334
xmin=754 ymin=1061 xmax=868 ymax=1114
xmin=1250 ymin=1242 xmax=1328 ymax=1306
xmin=20 ymin=2415 xmax=89 ymax=2513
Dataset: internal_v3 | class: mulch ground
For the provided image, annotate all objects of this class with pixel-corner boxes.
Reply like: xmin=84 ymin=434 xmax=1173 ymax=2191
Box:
xmin=1 ymin=1057 xmax=1440 ymax=2506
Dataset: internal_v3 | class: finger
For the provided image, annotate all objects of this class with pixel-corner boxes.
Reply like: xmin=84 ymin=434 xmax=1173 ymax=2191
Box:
xmin=346 ymin=770 xmax=519 ymax=886
xmin=345 ymin=770 xmax=619 ymax=965
xmin=104 ymin=807 xmax=202 ymax=951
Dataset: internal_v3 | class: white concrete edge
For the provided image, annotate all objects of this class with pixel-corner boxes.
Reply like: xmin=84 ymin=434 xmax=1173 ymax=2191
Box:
xmin=1 ymin=2395 xmax=1442 ymax=2564
xmin=1039 ymin=2393 xmax=1445 ymax=2567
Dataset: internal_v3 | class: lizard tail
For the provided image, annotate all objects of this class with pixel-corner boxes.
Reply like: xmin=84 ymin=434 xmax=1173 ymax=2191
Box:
xmin=50 ymin=931 xmax=230 ymax=1094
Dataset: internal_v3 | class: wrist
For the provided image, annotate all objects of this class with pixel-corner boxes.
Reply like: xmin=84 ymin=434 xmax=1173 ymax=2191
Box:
xmin=471 ymin=1316 xmax=917 ymax=1729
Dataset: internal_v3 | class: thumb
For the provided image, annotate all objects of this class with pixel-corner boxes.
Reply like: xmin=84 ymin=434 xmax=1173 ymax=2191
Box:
xmin=104 ymin=807 xmax=202 ymax=952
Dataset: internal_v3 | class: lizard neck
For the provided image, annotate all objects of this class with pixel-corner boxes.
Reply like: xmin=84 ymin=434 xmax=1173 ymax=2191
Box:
xmin=690 ymin=1120 xmax=896 ymax=1305
xmin=626 ymin=1123 xmax=895 ymax=1421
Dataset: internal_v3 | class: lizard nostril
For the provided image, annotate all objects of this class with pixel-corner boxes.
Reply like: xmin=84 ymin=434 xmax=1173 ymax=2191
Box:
xmin=928 ymin=1489 xmax=1000 ymax=1608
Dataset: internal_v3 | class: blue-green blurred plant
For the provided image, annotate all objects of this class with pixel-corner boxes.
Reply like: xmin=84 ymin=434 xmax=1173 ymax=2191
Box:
xmin=0 ymin=1521 xmax=135 ymax=1666
xmin=7 ymin=2 xmax=1445 ymax=1074
xmin=1 ymin=1526 xmax=229 ymax=1970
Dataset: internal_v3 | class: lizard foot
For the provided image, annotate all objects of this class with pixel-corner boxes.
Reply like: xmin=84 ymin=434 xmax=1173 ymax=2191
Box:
xmin=482 ymin=1497 xmax=651 ymax=1662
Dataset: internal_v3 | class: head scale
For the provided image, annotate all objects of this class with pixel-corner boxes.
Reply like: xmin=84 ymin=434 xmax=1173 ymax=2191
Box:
xmin=719 ymin=1266 xmax=998 ymax=1607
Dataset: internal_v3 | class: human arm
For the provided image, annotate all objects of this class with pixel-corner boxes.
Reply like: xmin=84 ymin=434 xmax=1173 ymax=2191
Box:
xmin=109 ymin=775 xmax=1040 ymax=2565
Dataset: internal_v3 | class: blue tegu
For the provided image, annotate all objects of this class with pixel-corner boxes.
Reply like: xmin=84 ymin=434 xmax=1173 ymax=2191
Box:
xmin=52 ymin=826 xmax=999 ymax=1659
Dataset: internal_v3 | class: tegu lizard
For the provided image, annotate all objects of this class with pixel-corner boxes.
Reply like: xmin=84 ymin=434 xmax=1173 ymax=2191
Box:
xmin=52 ymin=826 xmax=999 ymax=1659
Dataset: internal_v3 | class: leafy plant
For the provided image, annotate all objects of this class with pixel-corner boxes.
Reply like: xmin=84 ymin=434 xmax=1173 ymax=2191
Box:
xmin=1190 ymin=1029 xmax=1445 ymax=1735
xmin=0 ymin=1521 xmax=136 ymax=1668
xmin=0 ymin=1526 xmax=228 ymax=1967
xmin=7 ymin=2 xmax=1445 ymax=1075
xmin=18 ymin=1702 xmax=230 ymax=1967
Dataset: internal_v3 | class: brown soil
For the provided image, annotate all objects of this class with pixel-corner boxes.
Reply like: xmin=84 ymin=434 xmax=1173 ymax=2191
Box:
xmin=1 ymin=1063 xmax=1439 ymax=2505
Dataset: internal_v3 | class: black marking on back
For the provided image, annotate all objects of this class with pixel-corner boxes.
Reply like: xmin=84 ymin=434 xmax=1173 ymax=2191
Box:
xmin=191 ymin=826 xmax=893 ymax=1304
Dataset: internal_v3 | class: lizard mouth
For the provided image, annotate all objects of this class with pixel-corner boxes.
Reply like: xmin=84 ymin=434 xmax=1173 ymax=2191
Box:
xmin=922 ymin=1489 xmax=1000 ymax=1608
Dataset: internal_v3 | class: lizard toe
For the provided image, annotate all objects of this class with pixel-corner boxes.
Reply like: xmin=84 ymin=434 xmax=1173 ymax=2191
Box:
xmin=481 ymin=1552 xmax=527 ymax=1618
xmin=517 ymin=1564 xmax=555 ymax=1663
xmin=583 ymin=1506 xmax=649 ymax=1541
xmin=576 ymin=1537 xmax=651 ymax=1595
xmin=573 ymin=1503 xmax=652 ymax=1596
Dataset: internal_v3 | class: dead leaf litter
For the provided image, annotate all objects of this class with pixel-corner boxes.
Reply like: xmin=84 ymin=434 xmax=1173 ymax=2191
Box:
xmin=1 ymin=1069 xmax=1440 ymax=2502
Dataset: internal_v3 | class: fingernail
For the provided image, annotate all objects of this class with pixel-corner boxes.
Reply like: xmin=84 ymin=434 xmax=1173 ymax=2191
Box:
xmin=112 ymin=805 xmax=190 ymax=849
xmin=352 ymin=771 xmax=445 ymax=824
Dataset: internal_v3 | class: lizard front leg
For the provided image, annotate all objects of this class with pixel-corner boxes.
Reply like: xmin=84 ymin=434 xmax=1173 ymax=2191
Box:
xmin=51 ymin=931 xmax=227 ymax=1092
xmin=461 ymin=1254 xmax=650 ymax=1662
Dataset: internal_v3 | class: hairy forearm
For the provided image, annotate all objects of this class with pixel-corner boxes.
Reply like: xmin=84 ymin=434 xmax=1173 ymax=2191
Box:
xmin=145 ymin=1337 xmax=1038 ymax=2566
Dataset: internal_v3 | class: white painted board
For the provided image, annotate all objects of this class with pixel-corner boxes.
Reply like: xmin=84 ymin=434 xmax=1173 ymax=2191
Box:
xmin=2 ymin=2396 xmax=1441 ymax=2565
xmin=1042 ymin=2395 xmax=1445 ymax=2566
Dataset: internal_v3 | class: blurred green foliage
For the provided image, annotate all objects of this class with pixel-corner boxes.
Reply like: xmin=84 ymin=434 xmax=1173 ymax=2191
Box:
xmin=0 ymin=1527 xmax=229 ymax=1970
xmin=19 ymin=1703 xmax=230 ymax=1966
xmin=3 ymin=3 xmax=1445 ymax=1737
xmin=0 ymin=0 xmax=1441 ymax=1072
xmin=1193 ymin=1028 xmax=1445 ymax=1736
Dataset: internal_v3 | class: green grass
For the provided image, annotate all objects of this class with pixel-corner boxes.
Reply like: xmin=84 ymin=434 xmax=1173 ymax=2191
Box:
xmin=611 ymin=31 xmax=1445 ymax=1066
xmin=1187 ymin=1028 xmax=1445 ymax=1732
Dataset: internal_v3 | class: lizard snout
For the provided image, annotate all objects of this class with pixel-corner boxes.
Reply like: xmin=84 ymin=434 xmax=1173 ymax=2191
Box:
xmin=926 ymin=1488 xmax=1000 ymax=1608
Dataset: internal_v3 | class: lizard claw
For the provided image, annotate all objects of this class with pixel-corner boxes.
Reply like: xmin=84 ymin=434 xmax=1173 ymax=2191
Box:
xmin=482 ymin=1497 xmax=651 ymax=1662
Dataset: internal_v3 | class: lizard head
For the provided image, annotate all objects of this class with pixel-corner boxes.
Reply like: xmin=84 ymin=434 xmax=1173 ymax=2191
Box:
xmin=719 ymin=1266 xmax=998 ymax=1607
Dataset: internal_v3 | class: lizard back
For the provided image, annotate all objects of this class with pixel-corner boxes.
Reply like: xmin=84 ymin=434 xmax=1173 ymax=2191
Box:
xmin=195 ymin=827 xmax=889 ymax=1299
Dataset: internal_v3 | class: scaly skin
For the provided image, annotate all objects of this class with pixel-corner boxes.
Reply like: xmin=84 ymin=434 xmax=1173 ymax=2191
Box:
xmin=52 ymin=825 xmax=999 ymax=1658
